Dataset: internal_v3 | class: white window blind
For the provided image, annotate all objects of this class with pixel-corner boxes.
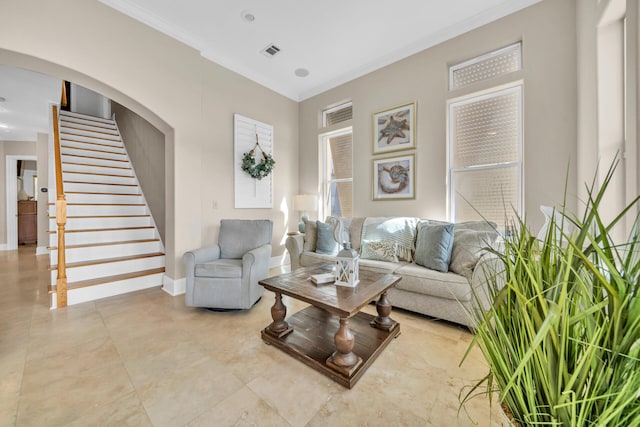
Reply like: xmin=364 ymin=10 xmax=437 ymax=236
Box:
xmin=323 ymin=102 xmax=353 ymax=127
xmin=322 ymin=129 xmax=353 ymax=218
xmin=450 ymin=43 xmax=522 ymax=91
xmin=449 ymin=85 xmax=522 ymax=229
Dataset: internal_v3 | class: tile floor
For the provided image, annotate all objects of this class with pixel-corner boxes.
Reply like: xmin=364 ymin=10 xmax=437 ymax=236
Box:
xmin=0 ymin=246 xmax=502 ymax=426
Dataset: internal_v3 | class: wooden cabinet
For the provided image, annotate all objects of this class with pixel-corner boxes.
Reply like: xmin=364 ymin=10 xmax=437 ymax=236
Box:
xmin=18 ymin=200 xmax=37 ymax=245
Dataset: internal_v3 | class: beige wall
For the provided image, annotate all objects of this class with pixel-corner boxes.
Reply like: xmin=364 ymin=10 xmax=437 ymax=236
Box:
xmin=0 ymin=140 xmax=37 ymax=245
xmin=112 ymin=101 xmax=166 ymax=242
xmin=0 ymin=0 xmax=299 ymax=278
xmin=300 ymin=0 xmax=578 ymax=232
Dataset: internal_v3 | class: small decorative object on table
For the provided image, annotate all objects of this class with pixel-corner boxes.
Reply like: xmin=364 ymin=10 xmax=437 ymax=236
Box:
xmin=335 ymin=242 xmax=359 ymax=287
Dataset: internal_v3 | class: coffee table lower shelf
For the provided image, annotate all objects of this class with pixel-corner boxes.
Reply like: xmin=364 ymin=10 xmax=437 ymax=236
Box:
xmin=260 ymin=305 xmax=400 ymax=389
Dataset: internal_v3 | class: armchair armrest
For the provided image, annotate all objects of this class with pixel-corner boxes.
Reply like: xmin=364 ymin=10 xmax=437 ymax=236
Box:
xmin=285 ymin=234 xmax=305 ymax=270
xmin=183 ymin=245 xmax=221 ymax=293
xmin=243 ymin=244 xmax=272 ymax=306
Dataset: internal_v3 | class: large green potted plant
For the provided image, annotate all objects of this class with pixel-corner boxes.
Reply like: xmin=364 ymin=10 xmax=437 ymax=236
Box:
xmin=461 ymin=160 xmax=640 ymax=426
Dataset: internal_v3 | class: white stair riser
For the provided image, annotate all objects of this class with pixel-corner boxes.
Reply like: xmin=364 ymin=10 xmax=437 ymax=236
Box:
xmin=63 ymin=163 xmax=133 ymax=176
xmin=62 ymin=172 xmax=136 ymax=185
xmin=50 ymin=204 xmax=147 ymax=216
xmin=51 ymin=256 xmax=165 ymax=282
xmin=50 ymin=216 xmax=152 ymax=230
xmin=60 ymin=127 xmax=121 ymax=141
xmin=64 ymin=193 xmax=142 ymax=204
xmin=60 ymin=134 xmax=123 ymax=148
xmin=51 ymin=273 xmax=164 ymax=308
xmin=59 ymin=228 xmax=157 ymax=245
xmin=60 ymin=111 xmax=114 ymax=125
xmin=61 ymin=155 xmax=129 ymax=169
xmin=61 ymin=140 xmax=125 ymax=154
xmin=64 ymin=182 xmax=140 ymax=195
xmin=60 ymin=123 xmax=119 ymax=135
xmin=61 ymin=115 xmax=116 ymax=126
xmin=61 ymin=147 xmax=127 ymax=161
xmin=50 ymin=240 xmax=163 ymax=264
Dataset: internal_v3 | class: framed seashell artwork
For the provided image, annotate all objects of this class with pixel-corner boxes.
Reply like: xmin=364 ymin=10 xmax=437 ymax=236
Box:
xmin=372 ymin=154 xmax=415 ymax=200
xmin=372 ymin=102 xmax=416 ymax=154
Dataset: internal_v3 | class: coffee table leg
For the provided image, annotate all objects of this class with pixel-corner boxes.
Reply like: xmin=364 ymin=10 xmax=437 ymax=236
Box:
xmin=326 ymin=317 xmax=362 ymax=376
xmin=371 ymin=291 xmax=398 ymax=332
xmin=266 ymin=292 xmax=293 ymax=338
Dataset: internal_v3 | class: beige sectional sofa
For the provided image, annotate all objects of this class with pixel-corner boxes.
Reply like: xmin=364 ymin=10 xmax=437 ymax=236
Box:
xmin=285 ymin=216 xmax=502 ymax=328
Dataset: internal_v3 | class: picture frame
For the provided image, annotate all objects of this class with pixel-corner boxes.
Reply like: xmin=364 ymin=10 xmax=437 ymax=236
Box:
xmin=372 ymin=102 xmax=416 ymax=154
xmin=372 ymin=154 xmax=415 ymax=200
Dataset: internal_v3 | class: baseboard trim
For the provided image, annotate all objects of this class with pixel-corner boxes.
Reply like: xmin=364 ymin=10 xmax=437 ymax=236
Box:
xmin=36 ymin=246 xmax=50 ymax=256
xmin=162 ymin=276 xmax=185 ymax=296
xmin=0 ymin=243 xmax=8 ymax=251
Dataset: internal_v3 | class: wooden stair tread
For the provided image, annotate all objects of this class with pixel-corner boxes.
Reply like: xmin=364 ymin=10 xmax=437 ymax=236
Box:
xmin=50 ymin=252 xmax=165 ymax=270
xmin=49 ymin=214 xmax=150 ymax=219
xmin=61 ymin=145 xmax=126 ymax=156
xmin=48 ymin=202 xmax=145 ymax=206
xmin=60 ymin=121 xmax=116 ymax=132
xmin=61 ymin=137 xmax=124 ymax=149
xmin=62 ymin=161 xmax=131 ymax=170
xmin=62 ymin=171 xmax=134 ymax=178
xmin=61 ymin=153 xmax=128 ymax=163
xmin=60 ymin=131 xmax=122 ymax=142
xmin=49 ymin=267 xmax=166 ymax=292
xmin=48 ymin=225 xmax=154 ymax=234
xmin=65 ymin=191 xmax=141 ymax=196
xmin=63 ymin=180 xmax=138 ymax=187
xmin=60 ymin=111 xmax=115 ymax=123
xmin=60 ymin=125 xmax=119 ymax=136
xmin=48 ymin=238 xmax=161 ymax=251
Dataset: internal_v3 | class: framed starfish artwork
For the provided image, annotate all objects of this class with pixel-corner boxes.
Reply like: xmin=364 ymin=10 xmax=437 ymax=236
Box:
xmin=372 ymin=102 xmax=416 ymax=154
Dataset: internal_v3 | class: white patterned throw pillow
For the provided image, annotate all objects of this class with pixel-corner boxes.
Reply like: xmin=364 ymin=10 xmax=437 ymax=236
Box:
xmin=360 ymin=240 xmax=399 ymax=262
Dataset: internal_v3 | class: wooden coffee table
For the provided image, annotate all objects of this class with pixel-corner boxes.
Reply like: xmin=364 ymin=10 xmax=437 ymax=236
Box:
xmin=259 ymin=263 xmax=401 ymax=388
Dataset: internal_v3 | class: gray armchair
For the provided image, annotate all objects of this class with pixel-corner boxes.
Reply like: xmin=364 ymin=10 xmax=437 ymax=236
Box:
xmin=183 ymin=219 xmax=273 ymax=310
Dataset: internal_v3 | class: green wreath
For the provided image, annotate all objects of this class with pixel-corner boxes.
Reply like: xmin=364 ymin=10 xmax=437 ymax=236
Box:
xmin=241 ymin=136 xmax=275 ymax=180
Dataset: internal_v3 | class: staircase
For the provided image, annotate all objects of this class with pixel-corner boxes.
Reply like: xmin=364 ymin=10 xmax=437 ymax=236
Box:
xmin=49 ymin=110 xmax=165 ymax=308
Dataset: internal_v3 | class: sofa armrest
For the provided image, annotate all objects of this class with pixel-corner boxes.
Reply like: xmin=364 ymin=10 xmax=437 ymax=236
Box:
xmin=285 ymin=234 xmax=305 ymax=270
xmin=470 ymin=251 xmax=505 ymax=312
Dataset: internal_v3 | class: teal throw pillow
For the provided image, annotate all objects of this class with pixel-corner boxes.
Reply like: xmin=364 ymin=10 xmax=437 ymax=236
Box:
xmin=415 ymin=222 xmax=454 ymax=272
xmin=315 ymin=221 xmax=339 ymax=255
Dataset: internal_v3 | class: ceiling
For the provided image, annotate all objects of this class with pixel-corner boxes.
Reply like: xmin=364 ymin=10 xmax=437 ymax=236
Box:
xmin=99 ymin=0 xmax=542 ymax=101
xmin=0 ymin=0 xmax=542 ymax=142
xmin=0 ymin=65 xmax=61 ymax=142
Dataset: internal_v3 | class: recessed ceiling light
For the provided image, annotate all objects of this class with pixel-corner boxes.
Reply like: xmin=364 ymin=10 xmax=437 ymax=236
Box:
xmin=241 ymin=10 xmax=255 ymax=22
xmin=0 ymin=97 xmax=6 ymax=102
xmin=294 ymin=68 xmax=310 ymax=78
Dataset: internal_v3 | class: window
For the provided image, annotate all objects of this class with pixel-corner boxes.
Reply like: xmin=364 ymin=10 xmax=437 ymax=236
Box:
xmin=448 ymin=44 xmax=523 ymax=230
xmin=321 ymin=128 xmax=353 ymax=218
xmin=320 ymin=102 xmax=353 ymax=218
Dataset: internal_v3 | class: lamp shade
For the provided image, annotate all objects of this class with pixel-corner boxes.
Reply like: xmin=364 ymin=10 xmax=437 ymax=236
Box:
xmin=294 ymin=195 xmax=318 ymax=212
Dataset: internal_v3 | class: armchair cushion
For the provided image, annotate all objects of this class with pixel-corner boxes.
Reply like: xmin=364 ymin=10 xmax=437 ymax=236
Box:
xmin=195 ymin=259 xmax=242 ymax=278
xmin=219 ymin=219 xmax=273 ymax=259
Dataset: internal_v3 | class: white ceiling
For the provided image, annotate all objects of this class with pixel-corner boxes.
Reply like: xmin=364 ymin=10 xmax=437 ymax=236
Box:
xmin=0 ymin=0 xmax=542 ymax=142
xmin=99 ymin=0 xmax=542 ymax=101
xmin=0 ymin=65 xmax=61 ymax=142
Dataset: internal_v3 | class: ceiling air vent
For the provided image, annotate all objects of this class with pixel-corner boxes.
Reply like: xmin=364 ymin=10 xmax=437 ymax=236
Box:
xmin=261 ymin=44 xmax=281 ymax=57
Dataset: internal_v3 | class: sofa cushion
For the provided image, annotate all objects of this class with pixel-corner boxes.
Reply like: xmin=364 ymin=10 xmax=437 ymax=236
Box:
xmin=300 ymin=251 xmax=338 ymax=266
xmin=362 ymin=217 xmax=419 ymax=262
xmin=359 ymin=258 xmax=403 ymax=274
xmin=315 ymin=220 xmax=339 ymax=255
xmin=394 ymin=263 xmax=472 ymax=301
xmin=449 ymin=228 xmax=498 ymax=278
xmin=414 ymin=222 xmax=454 ymax=272
xmin=303 ymin=219 xmax=318 ymax=252
xmin=195 ymin=259 xmax=242 ymax=278
xmin=361 ymin=240 xmax=399 ymax=262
